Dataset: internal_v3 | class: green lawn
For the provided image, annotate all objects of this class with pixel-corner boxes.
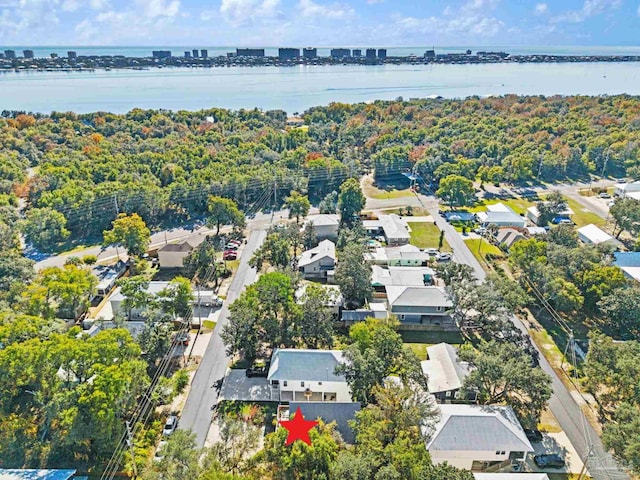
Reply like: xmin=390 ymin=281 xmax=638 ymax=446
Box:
xmin=203 ymin=320 xmax=217 ymax=330
xmin=464 ymin=239 xmax=505 ymax=269
xmin=406 ymin=343 xmax=430 ymax=360
xmin=468 ymin=197 xmax=536 ymax=215
xmin=408 ymin=222 xmax=452 ymax=252
xmin=563 ymin=197 xmax=606 ymax=227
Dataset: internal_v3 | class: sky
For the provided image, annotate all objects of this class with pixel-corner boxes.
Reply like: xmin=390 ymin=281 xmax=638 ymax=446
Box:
xmin=0 ymin=0 xmax=639 ymax=47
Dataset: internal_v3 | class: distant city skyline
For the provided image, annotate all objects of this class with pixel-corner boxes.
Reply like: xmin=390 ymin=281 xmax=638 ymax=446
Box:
xmin=0 ymin=0 xmax=639 ymax=47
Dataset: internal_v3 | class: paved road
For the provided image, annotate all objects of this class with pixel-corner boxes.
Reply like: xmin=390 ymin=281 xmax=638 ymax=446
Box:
xmin=178 ymin=228 xmax=267 ymax=447
xmin=367 ymin=190 xmax=629 ymax=480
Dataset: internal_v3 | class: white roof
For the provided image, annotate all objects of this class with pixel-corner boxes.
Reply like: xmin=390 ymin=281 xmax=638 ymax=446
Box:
xmin=267 ymin=349 xmax=345 ymax=382
xmin=363 ymin=214 xmax=411 ymax=241
xmin=524 ymin=226 xmax=547 ymax=235
xmin=298 ymin=239 xmax=336 ymax=268
xmin=421 ymin=343 xmax=471 ymax=394
xmin=577 ymin=224 xmax=619 ymax=245
xmin=615 ymin=181 xmax=640 ymax=193
xmin=306 ymin=214 xmax=340 ymax=227
xmin=627 ymin=191 xmax=640 ymax=200
xmin=386 ymin=286 xmax=451 ymax=308
xmin=486 ymin=202 xmax=515 ymax=213
xmin=426 ymin=404 xmax=533 ymax=453
xmin=372 ymin=265 xmax=435 ymax=287
xmin=621 ymin=266 xmax=640 ymax=282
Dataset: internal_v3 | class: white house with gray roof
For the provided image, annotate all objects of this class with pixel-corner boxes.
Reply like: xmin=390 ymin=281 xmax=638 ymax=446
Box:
xmin=425 ymin=404 xmax=533 ymax=471
xmin=298 ymin=239 xmax=336 ymax=279
xmin=421 ymin=343 xmax=472 ymax=402
xmin=304 ymin=214 xmax=340 ymax=240
xmin=477 ymin=203 xmax=526 ymax=229
xmin=386 ymin=286 xmax=452 ymax=325
xmin=267 ymin=349 xmax=352 ymax=403
xmin=363 ymin=214 xmax=411 ymax=245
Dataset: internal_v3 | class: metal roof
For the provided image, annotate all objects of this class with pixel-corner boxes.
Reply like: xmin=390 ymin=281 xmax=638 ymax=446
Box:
xmin=421 ymin=343 xmax=471 ymax=393
xmin=426 ymin=404 xmax=533 ymax=453
xmin=386 ymin=286 xmax=451 ymax=308
xmin=298 ymin=240 xmax=336 ymax=268
xmin=268 ymin=349 xmax=346 ymax=382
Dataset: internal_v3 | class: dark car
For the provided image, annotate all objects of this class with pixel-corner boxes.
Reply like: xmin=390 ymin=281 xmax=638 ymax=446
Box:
xmin=174 ymin=332 xmax=189 ymax=346
xmin=524 ymin=428 xmax=543 ymax=442
xmin=534 ymin=454 xmax=565 ymax=468
xmin=246 ymin=366 xmax=268 ymax=378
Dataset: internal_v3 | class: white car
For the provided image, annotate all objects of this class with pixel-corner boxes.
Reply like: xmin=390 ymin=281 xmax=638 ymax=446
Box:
xmin=437 ymin=252 xmax=452 ymax=261
xmin=162 ymin=415 xmax=178 ymax=436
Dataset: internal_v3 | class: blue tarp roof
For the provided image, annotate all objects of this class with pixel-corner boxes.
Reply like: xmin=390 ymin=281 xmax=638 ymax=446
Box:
xmin=444 ymin=211 xmax=475 ymax=221
xmin=0 ymin=470 xmax=77 ymax=480
xmin=614 ymin=252 xmax=640 ymax=267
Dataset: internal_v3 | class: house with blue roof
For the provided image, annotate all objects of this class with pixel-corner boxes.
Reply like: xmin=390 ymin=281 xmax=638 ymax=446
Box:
xmin=0 ymin=470 xmax=79 ymax=480
xmin=613 ymin=252 xmax=640 ymax=284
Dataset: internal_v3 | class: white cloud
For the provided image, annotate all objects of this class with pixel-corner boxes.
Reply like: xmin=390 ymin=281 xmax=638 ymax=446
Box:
xmin=534 ymin=3 xmax=547 ymax=15
xmin=138 ymin=0 xmax=180 ymax=19
xmin=551 ymin=0 xmax=621 ymax=23
xmin=0 ymin=0 xmax=59 ymax=38
xmin=62 ymin=0 xmax=108 ymax=12
xmin=89 ymin=0 xmax=109 ymax=9
xmin=61 ymin=0 xmax=80 ymax=12
xmin=367 ymin=0 xmax=383 ymax=4
xmin=298 ymin=0 xmax=354 ymax=19
xmin=219 ymin=0 xmax=281 ymax=26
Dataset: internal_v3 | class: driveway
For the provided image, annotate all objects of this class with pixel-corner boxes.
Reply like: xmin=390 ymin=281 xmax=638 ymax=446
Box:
xmin=526 ymin=431 xmax=586 ymax=475
xmin=178 ymin=228 xmax=267 ymax=447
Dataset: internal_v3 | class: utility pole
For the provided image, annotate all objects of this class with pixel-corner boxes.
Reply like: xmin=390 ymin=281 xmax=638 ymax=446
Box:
xmin=114 ymin=193 xmax=119 ymax=215
xmin=600 ymin=147 xmax=610 ymax=189
xmin=576 ymin=443 xmax=594 ymax=480
xmin=125 ymin=420 xmax=138 ymax=478
xmin=537 ymin=155 xmax=543 ymax=178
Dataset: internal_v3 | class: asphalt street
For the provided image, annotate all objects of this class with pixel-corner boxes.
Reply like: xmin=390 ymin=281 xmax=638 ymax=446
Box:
xmin=178 ymin=228 xmax=267 ymax=447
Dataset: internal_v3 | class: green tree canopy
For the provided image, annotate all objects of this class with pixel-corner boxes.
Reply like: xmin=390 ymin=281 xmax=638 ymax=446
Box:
xmin=338 ymin=178 xmax=365 ymax=227
xmin=285 ymin=190 xmax=311 ymax=224
xmin=103 ymin=213 xmax=151 ymax=257
xmin=436 ymin=175 xmax=475 ymax=207
xmin=207 ymin=196 xmax=246 ymax=236
xmin=21 ymin=207 xmax=70 ymax=251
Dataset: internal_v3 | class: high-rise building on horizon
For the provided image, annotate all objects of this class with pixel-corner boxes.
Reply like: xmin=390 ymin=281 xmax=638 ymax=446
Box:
xmin=152 ymin=50 xmax=172 ymax=59
xmin=201 ymin=49 xmax=208 ymax=58
xmin=236 ymin=48 xmax=265 ymax=57
xmin=365 ymin=48 xmax=376 ymax=60
xmin=378 ymin=48 xmax=387 ymax=60
xmin=184 ymin=51 xmax=191 ymax=58
xmin=352 ymin=49 xmax=362 ymax=57
xmin=23 ymin=50 xmax=34 ymax=59
xmin=4 ymin=50 xmax=16 ymax=60
xmin=68 ymin=51 xmax=77 ymax=59
xmin=330 ymin=48 xmax=350 ymax=58
xmin=279 ymin=48 xmax=300 ymax=61
xmin=192 ymin=49 xmax=198 ymax=58
xmin=303 ymin=47 xmax=317 ymax=60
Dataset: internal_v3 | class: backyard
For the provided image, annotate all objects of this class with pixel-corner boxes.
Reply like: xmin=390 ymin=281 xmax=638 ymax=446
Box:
xmin=408 ymin=222 xmax=452 ymax=251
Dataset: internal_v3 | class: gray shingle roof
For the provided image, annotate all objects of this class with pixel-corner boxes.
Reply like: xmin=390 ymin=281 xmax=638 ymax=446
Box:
xmin=289 ymin=402 xmax=360 ymax=444
xmin=386 ymin=286 xmax=451 ymax=308
xmin=426 ymin=404 xmax=533 ymax=453
xmin=268 ymin=349 xmax=346 ymax=382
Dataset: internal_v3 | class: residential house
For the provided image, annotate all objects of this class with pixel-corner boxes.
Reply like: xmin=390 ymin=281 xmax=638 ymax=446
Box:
xmin=577 ymin=224 xmax=622 ymax=249
xmin=298 ymin=239 xmax=336 ymax=279
xmin=371 ymin=265 xmax=435 ymax=290
xmin=386 ymin=286 xmax=453 ymax=325
xmin=92 ymin=260 xmax=127 ymax=298
xmin=286 ymin=402 xmax=360 ymax=443
xmin=421 ymin=343 xmax=472 ymax=402
xmin=526 ymin=204 xmax=573 ymax=226
xmin=363 ymin=214 xmax=411 ymax=245
xmin=495 ymin=228 xmax=526 ymax=250
xmin=109 ymin=281 xmax=215 ymax=320
xmin=340 ymin=302 xmax=388 ymax=323
xmin=614 ymin=181 xmax=640 ymax=197
xmin=367 ymin=244 xmax=431 ymax=266
xmin=295 ymin=283 xmax=343 ymax=317
xmin=304 ymin=214 xmax=340 ymax=240
xmin=613 ymin=252 xmax=640 ymax=284
xmin=424 ymin=404 xmax=533 ymax=471
xmin=523 ymin=226 xmax=547 ymax=236
xmin=476 ymin=203 xmax=526 ymax=228
xmin=157 ymin=235 xmax=208 ymax=268
xmin=267 ymin=348 xmax=352 ymax=403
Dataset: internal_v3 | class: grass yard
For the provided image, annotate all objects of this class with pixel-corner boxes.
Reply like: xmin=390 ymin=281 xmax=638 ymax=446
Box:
xmin=464 ymin=238 xmax=505 ymax=268
xmin=203 ymin=320 xmax=217 ymax=330
xmin=468 ymin=197 xmax=536 ymax=215
xmin=563 ymin=197 xmax=607 ymax=227
xmin=406 ymin=343 xmax=430 ymax=360
xmin=362 ymin=176 xmax=414 ymax=200
xmin=408 ymin=222 xmax=452 ymax=251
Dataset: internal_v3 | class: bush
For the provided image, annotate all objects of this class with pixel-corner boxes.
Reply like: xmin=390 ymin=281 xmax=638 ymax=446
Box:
xmin=64 ymin=256 xmax=82 ymax=266
xmin=82 ymin=254 xmax=98 ymax=265
xmin=173 ymin=369 xmax=190 ymax=394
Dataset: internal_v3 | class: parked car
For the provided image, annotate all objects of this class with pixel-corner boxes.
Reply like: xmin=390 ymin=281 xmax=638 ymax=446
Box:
xmin=162 ymin=415 xmax=178 ymax=436
xmin=223 ymin=251 xmax=237 ymax=260
xmin=524 ymin=428 xmax=543 ymax=442
xmin=599 ymin=192 xmax=611 ymax=199
xmin=534 ymin=454 xmax=565 ymax=468
xmin=437 ymin=252 xmax=452 ymax=261
xmin=225 ymin=243 xmax=239 ymax=251
xmin=228 ymin=239 xmax=242 ymax=246
xmin=174 ymin=332 xmax=189 ymax=346
xmin=474 ymin=227 xmax=487 ymax=235
xmin=246 ymin=365 xmax=268 ymax=378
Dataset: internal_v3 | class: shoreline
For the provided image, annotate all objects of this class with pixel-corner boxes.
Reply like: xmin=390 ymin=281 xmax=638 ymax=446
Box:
xmin=3 ymin=53 xmax=640 ymax=73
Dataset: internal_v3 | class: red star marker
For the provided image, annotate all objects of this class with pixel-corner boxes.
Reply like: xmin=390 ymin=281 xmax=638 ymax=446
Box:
xmin=279 ymin=407 xmax=318 ymax=445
